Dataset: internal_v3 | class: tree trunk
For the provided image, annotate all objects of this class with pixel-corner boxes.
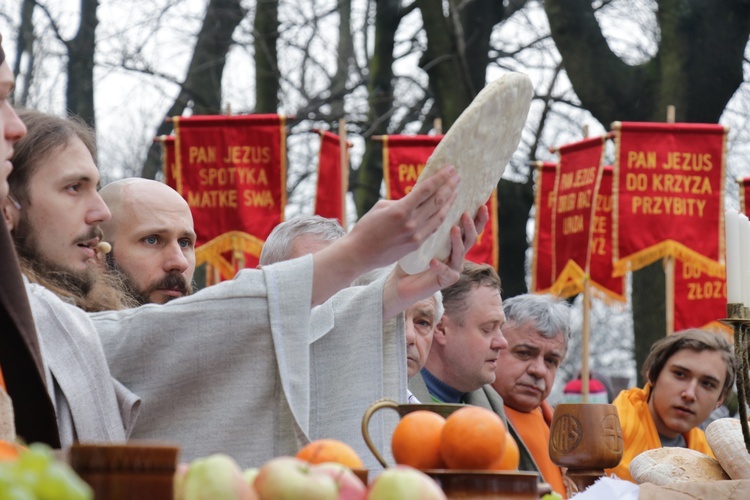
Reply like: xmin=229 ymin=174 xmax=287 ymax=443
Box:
xmin=13 ymin=0 xmax=36 ymax=107
xmin=66 ymin=0 xmax=98 ymax=130
xmin=544 ymin=0 xmax=750 ymax=380
xmin=416 ymin=0 xmax=474 ymax=128
xmin=254 ymin=0 xmax=279 ymax=113
xmin=140 ymin=0 xmax=246 ymax=179
xmin=352 ymin=0 xmax=400 ymax=216
xmin=416 ymin=0 xmax=506 ymax=128
xmin=416 ymin=0 xmax=531 ymax=295
xmin=632 ymin=261 xmax=666 ymax=386
xmin=330 ymin=0 xmax=354 ymax=121
xmin=498 ymin=178 xmax=534 ymax=298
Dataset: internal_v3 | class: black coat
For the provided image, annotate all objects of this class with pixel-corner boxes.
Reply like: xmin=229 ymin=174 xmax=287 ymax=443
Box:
xmin=0 ymin=216 xmax=60 ymax=447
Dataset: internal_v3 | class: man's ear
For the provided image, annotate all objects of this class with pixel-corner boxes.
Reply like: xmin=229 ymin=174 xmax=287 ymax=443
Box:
xmin=433 ymin=317 xmax=449 ymax=346
xmin=714 ymin=392 xmax=727 ymax=410
xmin=1 ymin=198 xmax=18 ymax=231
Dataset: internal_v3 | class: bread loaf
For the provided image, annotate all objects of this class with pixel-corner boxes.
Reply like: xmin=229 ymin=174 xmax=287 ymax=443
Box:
xmin=706 ymin=417 xmax=750 ymax=479
xmin=397 ymin=72 xmax=532 ymax=274
xmin=629 ymin=447 xmax=728 ymax=485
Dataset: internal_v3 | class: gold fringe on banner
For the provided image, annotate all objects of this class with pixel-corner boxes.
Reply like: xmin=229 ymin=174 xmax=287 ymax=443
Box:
xmin=195 ymin=231 xmax=266 ymax=281
xmin=550 ymin=261 xmax=587 ymax=298
xmin=381 ymin=137 xmax=392 ymax=199
xmin=612 ymin=239 xmax=725 ymax=278
xmin=539 ymin=278 xmax=626 ymax=307
xmin=589 ymin=281 xmax=627 ymax=307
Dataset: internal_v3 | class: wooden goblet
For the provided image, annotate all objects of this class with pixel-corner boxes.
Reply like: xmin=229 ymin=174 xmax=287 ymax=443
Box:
xmin=548 ymin=403 xmax=623 ymax=492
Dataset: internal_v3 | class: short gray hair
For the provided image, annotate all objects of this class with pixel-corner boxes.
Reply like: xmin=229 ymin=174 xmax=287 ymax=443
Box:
xmin=502 ymin=294 xmax=571 ymax=344
xmin=259 ymin=215 xmax=346 ymax=265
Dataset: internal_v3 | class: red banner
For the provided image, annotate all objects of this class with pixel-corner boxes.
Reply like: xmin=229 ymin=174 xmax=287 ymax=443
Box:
xmin=161 ymin=135 xmax=176 ymax=190
xmin=740 ymin=177 xmax=750 ymax=215
xmin=531 ymin=162 xmax=557 ymax=293
xmin=173 ymin=114 xmax=287 ymax=279
xmin=382 ymin=135 xmax=442 ymax=199
xmin=314 ymin=130 xmax=349 ymax=226
xmin=612 ymin=122 xmax=727 ymax=277
xmin=590 ymin=166 xmax=626 ymax=302
xmin=673 ymin=260 xmax=731 ymax=339
xmin=382 ymin=135 xmax=498 ymax=269
xmin=550 ymin=136 xmax=605 ymax=298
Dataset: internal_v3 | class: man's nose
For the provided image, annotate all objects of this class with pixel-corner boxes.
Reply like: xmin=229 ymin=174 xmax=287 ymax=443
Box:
xmin=4 ymin=105 xmax=27 ymax=144
xmin=491 ymin=330 xmax=508 ymax=350
xmin=87 ymin=193 xmax=112 ymax=224
xmin=527 ymin=356 xmax=546 ymax=378
xmin=163 ymin=242 xmax=189 ymax=273
xmin=681 ymin=380 xmax=698 ymax=402
xmin=405 ymin=323 xmax=416 ymax=345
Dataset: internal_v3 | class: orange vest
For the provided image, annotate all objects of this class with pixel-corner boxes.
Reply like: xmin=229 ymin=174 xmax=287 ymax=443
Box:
xmin=505 ymin=404 xmax=567 ymax=498
xmin=606 ymin=385 xmax=714 ymax=482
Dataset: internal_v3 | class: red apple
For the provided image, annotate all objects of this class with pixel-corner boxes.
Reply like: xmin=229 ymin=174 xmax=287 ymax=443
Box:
xmin=254 ymin=457 xmax=338 ymax=500
xmin=182 ymin=453 xmax=256 ymax=500
xmin=313 ymin=462 xmax=367 ymax=500
xmin=367 ymin=466 xmax=446 ymax=500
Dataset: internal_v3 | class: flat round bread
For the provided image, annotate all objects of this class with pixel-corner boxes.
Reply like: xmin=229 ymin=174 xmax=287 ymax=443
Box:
xmin=706 ymin=417 xmax=750 ymax=479
xmin=629 ymin=447 xmax=729 ymax=485
xmin=398 ymin=72 xmax=533 ymax=274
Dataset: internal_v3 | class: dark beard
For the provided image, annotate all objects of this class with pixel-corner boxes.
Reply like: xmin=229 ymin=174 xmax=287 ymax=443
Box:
xmin=106 ymin=251 xmax=193 ymax=305
xmin=14 ymin=213 xmax=98 ymax=298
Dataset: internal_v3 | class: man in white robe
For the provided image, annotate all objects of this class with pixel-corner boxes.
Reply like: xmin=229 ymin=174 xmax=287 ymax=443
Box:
xmin=5 ymin=110 xmax=485 ymax=467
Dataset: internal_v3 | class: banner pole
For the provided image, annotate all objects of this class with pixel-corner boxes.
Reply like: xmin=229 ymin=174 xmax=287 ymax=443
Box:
xmin=666 ymin=105 xmax=676 ymax=124
xmin=582 ymin=274 xmax=591 ymax=402
xmin=740 ymin=177 xmax=747 ymax=215
xmin=338 ymin=119 xmax=348 ymax=228
xmin=433 ymin=117 xmax=443 ymax=135
xmin=665 ymin=105 xmax=676 ymax=335
xmin=666 ymin=257 xmax=675 ymax=335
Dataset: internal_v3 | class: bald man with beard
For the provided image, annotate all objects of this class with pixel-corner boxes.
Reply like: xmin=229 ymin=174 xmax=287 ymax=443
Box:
xmin=99 ymin=178 xmax=195 ymax=305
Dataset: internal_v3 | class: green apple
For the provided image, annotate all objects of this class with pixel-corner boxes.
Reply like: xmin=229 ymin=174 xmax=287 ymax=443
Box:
xmin=367 ymin=466 xmax=446 ymax=500
xmin=254 ymin=457 xmax=338 ymax=500
xmin=182 ymin=454 xmax=256 ymax=500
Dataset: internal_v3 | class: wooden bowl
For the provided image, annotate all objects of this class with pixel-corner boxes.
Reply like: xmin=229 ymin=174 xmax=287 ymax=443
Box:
xmin=69 ymin=441 xmax=179 ymax=500
xmin=352 ymin=467 xmax=369 ymax=485
xmin=424 ymin=470 xmax=540 ymax=499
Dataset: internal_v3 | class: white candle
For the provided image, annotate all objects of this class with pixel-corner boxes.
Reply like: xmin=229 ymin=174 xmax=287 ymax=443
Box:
xmin=726 ymin=209 xmax=741 ymax=304
xmin=740 ymin=214 xmax=750 ymax=307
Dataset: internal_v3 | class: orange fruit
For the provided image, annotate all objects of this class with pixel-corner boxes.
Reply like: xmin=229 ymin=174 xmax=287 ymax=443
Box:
xmin=0 ymin=441 xmax=19 ymax=462
xmin=440 ymin=406 xmax=506 ymax=470
xmin=391 ymin=410 xmax=447 ymax=469
xmin=489 ymin=431 xmax=520 ymax=470
xmin=296 ymin=438 xmax=364 ymax=468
